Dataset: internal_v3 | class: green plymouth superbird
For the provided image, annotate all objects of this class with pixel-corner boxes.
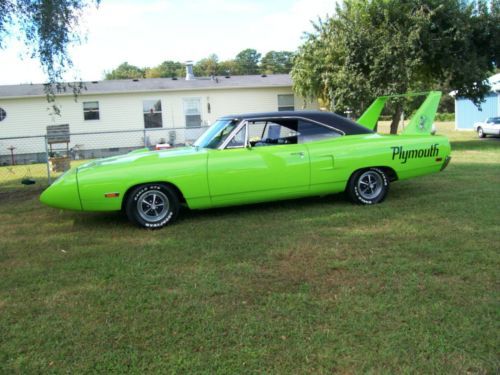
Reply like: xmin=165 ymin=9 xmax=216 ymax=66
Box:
xmin=41 ymin=91 xmax=451 ymax=228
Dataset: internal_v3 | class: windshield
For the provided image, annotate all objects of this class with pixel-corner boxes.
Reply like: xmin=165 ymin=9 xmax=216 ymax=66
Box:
xmin=488 ymin=117 xmax=500 ymax=124
xmin=193 ymin=119 xmax=239 ymax=149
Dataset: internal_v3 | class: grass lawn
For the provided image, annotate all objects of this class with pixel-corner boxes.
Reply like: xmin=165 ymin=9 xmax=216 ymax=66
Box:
xmin=0 ymin=123 xmax=499 ymax=373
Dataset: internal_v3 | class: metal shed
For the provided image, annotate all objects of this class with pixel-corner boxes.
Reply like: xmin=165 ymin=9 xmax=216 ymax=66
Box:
xmin=454 ymin=74 xmax=500 ymax=130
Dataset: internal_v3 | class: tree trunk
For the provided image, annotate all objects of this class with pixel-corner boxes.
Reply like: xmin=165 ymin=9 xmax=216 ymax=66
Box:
xmin=390 ymin=103 xmax=403 ymax=134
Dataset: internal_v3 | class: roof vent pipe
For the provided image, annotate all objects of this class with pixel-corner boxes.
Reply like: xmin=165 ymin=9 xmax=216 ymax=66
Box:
xmin=185 ymin=61 xmax=195 ymax=80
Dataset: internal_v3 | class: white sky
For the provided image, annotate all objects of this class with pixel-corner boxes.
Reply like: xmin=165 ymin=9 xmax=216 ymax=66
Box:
xmin=0 ymin=0 xmax=334 ymax=85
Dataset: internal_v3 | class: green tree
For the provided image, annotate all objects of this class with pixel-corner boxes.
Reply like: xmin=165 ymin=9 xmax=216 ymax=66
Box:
xmin=261 ymin=51 xmax=294 ymax=74
xmin=194 ymin=54 xmax=219 ymax=76
xmin=105 ymin=62 xmax=145 ymax=80
xmin=234 ymin=48 xmax=261 ymax=75
xmin=145 ymin=61 xmax=184 ymax=78
xmin=217 ymin=59 xmax=239 ymax=76
xmin=292 ymin=0 xmax=500 ymax=133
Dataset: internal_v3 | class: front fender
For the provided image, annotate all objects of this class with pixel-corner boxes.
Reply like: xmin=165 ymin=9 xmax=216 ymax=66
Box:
xmin=77 ymin=150 xmax=210 ymax=211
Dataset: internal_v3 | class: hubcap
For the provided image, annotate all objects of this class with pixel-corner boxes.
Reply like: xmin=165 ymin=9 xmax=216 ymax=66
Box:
xmin=136 ymin=190 xmax=169 ymax=222
xmin=357 ymin=171 xmax=383 ymax=200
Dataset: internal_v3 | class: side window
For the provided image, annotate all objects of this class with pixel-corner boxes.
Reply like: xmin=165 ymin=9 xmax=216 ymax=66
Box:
xmin=248 ymin=120 xmax=298 ymax=146
xmin=226 ymin=124 xmax=247 ymax=148
xmin=263 ymin=123 xmax=298 ymax=140
xmin=207 ymin=121 xmax=239 ymax=149
xmin=297 ymin=120 xmax=341 ymax=143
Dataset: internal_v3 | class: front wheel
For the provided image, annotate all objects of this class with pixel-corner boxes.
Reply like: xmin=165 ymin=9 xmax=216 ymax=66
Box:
xmin=125 ymin=183 xmax=179 ymax=228
xmin=347 ymin=168 xmax=389 ymax=205
xmin=477 ymin=127 xmax=486 ymax=138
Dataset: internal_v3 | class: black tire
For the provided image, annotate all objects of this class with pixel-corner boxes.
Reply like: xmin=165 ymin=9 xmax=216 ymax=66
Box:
xmin=477 ymin=127 xmax=486 ymax=138
xmin=347 ymin=168 xmax=389 ymax=205
xmin=125 ymin=183 xmax=179 ymax=228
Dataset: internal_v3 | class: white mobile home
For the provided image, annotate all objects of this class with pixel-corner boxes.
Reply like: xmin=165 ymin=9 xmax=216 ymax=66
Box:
xmin=0 ymin=73 xmax=316 ymax=162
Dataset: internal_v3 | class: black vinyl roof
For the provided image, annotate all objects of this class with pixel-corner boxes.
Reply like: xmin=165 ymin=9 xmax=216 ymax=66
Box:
xmin=220 ymin=110 xmax=373 ymax=136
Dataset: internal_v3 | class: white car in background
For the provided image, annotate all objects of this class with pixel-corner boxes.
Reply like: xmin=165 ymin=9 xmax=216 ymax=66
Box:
xmin=473 ymin=117 xmax=500 ymax=138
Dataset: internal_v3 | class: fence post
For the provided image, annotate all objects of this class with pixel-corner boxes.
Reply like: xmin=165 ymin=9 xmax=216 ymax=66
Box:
xmin=44 ymin=135 xmax=52 ymax=185
xmin=143 ymin=128 xmax=147 ymax=147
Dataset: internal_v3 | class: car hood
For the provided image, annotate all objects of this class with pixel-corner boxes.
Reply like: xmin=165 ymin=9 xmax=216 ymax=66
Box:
xmin=77 ymin=146 xmax=205 ymax=172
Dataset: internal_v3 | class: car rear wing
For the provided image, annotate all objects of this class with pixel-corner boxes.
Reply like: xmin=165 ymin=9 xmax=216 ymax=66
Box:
xmin=356 ymin=91 xmax=442 ymax=135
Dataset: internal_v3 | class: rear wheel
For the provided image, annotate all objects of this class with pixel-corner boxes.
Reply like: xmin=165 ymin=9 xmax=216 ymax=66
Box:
xmin=125 ymin=184 xmax=179 ymax=228
xmin=478 ymin=127 xmax=486 ymax=138
xmin=347 ymin=168 xmax=389 ymax=205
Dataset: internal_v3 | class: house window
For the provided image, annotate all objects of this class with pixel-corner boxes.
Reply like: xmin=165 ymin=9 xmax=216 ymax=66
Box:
xmin=278 ymin=94 xmax=295 ymax=111
xmin=143 ymin=99 xmax=163 ymax=128
xmin=0 ymin=108 xmax=6 ymax=121
xmin=83 ymin=101 xmax=99 ymax=120
xmin=183 ymin=98 xmax=202 ymax=128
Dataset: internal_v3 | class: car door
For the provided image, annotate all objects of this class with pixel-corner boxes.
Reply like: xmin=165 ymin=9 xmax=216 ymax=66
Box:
xmin=297 ymin=119 xmax=345 ymax=193
xmin=485 ymin=117 xmax=500 ymax=134
xmin=484 ymin=118 xmax=494 ymax=134
xmin=207 ymin=119 xmax=310 ymax=206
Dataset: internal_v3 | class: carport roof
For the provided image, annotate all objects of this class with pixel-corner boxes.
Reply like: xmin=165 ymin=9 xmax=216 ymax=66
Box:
xmin=0 ymin=74 xmax=293 ymax=99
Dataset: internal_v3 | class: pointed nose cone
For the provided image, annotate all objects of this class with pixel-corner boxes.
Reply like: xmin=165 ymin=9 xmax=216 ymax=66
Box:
xmin=40 ymin=169 xmax=82 ymax=210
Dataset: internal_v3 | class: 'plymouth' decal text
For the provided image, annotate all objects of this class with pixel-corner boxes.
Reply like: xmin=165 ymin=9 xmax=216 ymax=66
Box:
xmin=391 ymin=144 xmax=439 ymax=164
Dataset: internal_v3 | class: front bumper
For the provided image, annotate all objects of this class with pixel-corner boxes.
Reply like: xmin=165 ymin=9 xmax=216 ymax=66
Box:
xmin=40 ymin=168 xmax=82 ymax=210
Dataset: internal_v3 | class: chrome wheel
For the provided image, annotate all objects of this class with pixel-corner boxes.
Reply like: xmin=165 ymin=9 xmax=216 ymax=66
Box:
xmin=478 ymin=127 xmax=485 ymax=138
xmin=136 ymin=190 xmax=170 ymax=223
xmin=357 ymin=170 xmax=383 ymax=200
xmin=126 ymin=184 xmax=180 ymax=228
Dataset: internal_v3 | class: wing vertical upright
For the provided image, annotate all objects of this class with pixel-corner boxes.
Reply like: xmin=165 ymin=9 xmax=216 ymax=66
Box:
xmin=356 ymin=91 xmax=442 ymax=134
xmin=357 ymin=96 xmax=389 ymax=131
xmin=401 ymin=91 xmax=442 ymax=135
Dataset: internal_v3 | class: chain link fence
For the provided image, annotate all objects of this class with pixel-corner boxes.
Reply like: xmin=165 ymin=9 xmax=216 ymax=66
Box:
xmin=0 ymin=126 xmax=209 ymax=195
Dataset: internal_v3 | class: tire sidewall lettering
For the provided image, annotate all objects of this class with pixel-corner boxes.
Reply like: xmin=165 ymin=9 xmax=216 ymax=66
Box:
xmin=133 ymin=185 xmax=162 ymax=202
xmin=144 ymin=210 xmax=173 ymax=228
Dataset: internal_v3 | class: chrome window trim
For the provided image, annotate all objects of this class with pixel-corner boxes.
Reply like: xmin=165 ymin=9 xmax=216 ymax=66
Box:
xmin=226 ymin=116 xmax=346 ymax=136
xmin=219 ymin=120 xmax=248 ymax=150
xmin=218 ymin=116 xmax=345 ymax=150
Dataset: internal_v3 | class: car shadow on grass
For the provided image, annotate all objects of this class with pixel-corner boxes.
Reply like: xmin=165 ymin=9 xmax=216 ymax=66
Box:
xmin=178 ymin=193 xmax=349 ymax=222
xmin=66 ymin=193 xmax=350 ymax=230
xmin=74 ymin=211 xmax=128 ymax=226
